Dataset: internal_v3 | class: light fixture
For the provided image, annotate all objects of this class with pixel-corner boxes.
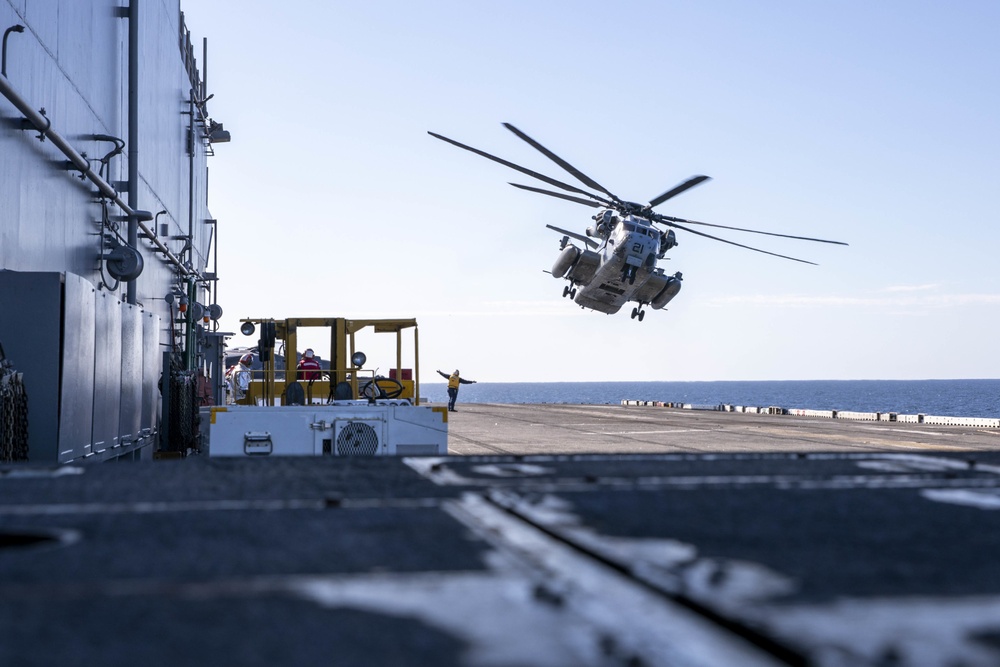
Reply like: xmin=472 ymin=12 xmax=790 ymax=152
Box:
xmin=351 ymin=351 xmax=367 ymax=368
xmin=240 ymin=321 xmax=256 ymax=336
xmin=208 ymin=120 xmax=230 ymax=143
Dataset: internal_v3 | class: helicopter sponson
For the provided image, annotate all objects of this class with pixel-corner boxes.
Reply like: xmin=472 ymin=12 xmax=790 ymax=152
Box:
xmin=552 ymin=245 xmax=583 ymax=279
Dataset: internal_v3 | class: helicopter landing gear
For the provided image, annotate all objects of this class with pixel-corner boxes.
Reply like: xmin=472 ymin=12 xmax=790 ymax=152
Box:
xmin=562 ymin=285 xmax=577 ymax=299
xmin=630 ymin=306 xmax=646 ymax=321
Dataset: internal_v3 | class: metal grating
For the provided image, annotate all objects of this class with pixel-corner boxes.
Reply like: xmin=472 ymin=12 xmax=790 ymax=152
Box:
xmin=336 ymin=422 xmax=379 ymax=456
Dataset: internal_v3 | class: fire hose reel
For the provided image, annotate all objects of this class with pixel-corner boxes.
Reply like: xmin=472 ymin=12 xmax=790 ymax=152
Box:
xmin=105 ymin=244 xmax=144 ymax=281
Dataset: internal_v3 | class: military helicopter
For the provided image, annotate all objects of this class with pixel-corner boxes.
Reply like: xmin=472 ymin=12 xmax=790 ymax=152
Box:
xmin=428 ymin=123 xmax=847 ymax=321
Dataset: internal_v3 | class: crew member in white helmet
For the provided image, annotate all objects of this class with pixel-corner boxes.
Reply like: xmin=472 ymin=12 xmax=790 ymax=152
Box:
xmin=225 ymin=353 xmax=253 ymax=403
xmin=297 ymin=348 xmax=322 ymax=404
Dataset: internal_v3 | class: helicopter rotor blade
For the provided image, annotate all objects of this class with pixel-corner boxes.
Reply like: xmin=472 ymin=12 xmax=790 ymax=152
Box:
xmin=663 ymin=220 xmax=819 ymax=265
xmin=502 ymin=123 xmax=618 ymax=201
xmin=428 ymin=131 xmax=598 ymax=200
xmin=647 ymin=175 xmax=711 ymax=208
xmin=654 ymin=214 xmax=848 ymax=246
xmin=509 ymin=183 xmax=605 ymax=208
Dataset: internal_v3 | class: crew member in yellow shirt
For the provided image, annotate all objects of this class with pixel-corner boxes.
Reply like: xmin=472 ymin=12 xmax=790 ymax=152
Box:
xmin=436 ymin=369 xmax=476 ymax=412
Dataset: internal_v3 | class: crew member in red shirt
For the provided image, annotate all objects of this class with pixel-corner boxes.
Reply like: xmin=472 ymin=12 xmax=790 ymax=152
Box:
xmin=297 ymin=348 xmax=322 ymax=403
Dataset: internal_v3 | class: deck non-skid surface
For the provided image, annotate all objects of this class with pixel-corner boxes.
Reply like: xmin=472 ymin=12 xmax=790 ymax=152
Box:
xmin=2 ymin=404 xmax=999 ymax=666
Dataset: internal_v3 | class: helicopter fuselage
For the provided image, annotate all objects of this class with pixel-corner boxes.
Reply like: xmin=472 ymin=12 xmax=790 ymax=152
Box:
xmin=555 ymin=214 xmax=682 ymax=318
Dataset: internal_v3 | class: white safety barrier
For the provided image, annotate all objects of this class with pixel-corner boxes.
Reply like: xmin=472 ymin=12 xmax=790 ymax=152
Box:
xmin=621 ymin=401 xmax=998 ymax=427
xmin=829 ymin=410 xmax=879 ymax=421
xmin=923 ymin=415 xmax=1000 ymax=428
xmin=787 ymin=408 xmax=836 ymax=418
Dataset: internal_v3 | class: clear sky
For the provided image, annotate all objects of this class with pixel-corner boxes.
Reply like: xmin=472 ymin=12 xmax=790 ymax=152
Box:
xmin=182 ymin=1 xmax=1000 ymax=383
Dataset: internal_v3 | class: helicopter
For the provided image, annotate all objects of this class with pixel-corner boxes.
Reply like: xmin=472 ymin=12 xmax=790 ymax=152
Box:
xmin=429 ymin=123 xmax=847 ymax=321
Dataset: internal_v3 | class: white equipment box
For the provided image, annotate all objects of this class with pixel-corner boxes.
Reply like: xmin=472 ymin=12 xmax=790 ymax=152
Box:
xmin=202 ymin=401 xmax=448 ymax=457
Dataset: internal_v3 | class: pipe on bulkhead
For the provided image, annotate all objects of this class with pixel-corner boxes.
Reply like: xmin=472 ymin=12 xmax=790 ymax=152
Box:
xmin=127 ymin=0 xmax=139 ymax=304
xmin=0 ymin=67 xmax=193 ymax=276
xmin=187 ymin=94 xmax=195 ymax=262
xmin=1 ymin=24 xmax=24 ymax=77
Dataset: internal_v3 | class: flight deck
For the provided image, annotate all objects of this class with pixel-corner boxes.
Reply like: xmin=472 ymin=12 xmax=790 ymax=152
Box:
xmin=1 ymin=404 xmax=999 ymax=666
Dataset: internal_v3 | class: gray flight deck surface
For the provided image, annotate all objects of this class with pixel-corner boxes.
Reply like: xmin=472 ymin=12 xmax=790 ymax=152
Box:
xmin=2 ymin=405 xmax=1000 ymax=666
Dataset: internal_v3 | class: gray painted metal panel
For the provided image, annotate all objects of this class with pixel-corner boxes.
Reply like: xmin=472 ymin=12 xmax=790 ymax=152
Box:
xmin=140 ymin=310 xmax=162 ymax=459
xmin=119 ymin=302 xmax=143 ymax=449
xmin=92 ymin=290 xmax=122 ymax=453
xmin=0 ymin=270 xmax=61 ymax=461
xmin=1 ymin=0 xmax=214 ymax=312
xmin=58 ymin=272 xmax=96 ymax=462
xmin=141 ymin=310 xmax=162 ymax=433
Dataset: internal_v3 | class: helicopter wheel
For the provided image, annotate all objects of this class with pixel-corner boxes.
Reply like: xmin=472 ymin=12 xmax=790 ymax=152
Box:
xmin=562 ymin=285 xmax=570 ymax=298
xmin=630 ymin=307 xmax=638 ymax=319
xmin=638 ymin=309 xmax=645 ymax=322
xmin=570 ymin=288 xmax=577 ymax=299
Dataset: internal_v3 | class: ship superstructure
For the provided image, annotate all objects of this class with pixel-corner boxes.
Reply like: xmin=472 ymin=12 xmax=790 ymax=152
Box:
xmin=0 ymin=2 xmax=225 ymax=462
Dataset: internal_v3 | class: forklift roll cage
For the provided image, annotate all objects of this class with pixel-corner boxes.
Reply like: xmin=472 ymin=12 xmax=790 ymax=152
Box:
xmin=237 ymin=316 xmax=421 ymax=406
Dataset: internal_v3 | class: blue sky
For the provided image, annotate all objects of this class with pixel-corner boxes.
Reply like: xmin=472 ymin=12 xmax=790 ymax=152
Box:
xmin=183 ymin=1 xmax=1000 ymax=382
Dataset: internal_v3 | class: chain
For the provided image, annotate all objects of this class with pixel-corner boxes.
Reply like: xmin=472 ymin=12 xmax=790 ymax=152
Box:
xmin=0 ymin=359 xmax=30 ymax=462
xmin=166 ymin=368 xmax=200 ymax=453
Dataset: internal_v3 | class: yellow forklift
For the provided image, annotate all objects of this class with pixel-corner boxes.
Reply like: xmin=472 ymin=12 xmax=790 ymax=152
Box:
xmin=207 ymin=316 xmax=446 ymax=457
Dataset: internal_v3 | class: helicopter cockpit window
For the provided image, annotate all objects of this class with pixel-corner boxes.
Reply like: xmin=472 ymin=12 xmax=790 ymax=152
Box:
xmin=623 ymin=223 xmax=636 ymax=232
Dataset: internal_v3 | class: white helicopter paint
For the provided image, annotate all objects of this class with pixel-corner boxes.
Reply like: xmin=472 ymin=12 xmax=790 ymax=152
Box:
xmin=430 ymin=123 xmax=847 ymax=322
xmin=547 ymin=212 xmax=681 ymax=321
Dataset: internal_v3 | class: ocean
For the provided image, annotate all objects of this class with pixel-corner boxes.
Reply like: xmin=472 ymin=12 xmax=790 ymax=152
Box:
xmin=429 ymin=379 xmax=1000 ymax=419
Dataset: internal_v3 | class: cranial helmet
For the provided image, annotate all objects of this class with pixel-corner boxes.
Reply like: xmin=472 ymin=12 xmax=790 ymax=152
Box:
xmin=240 ymin=353 xmax=253 ymax=365
xmin=454 ymin=370 xmax=460 ymax=375
xmin=304 ymin=348 xmax=314 ymax=359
